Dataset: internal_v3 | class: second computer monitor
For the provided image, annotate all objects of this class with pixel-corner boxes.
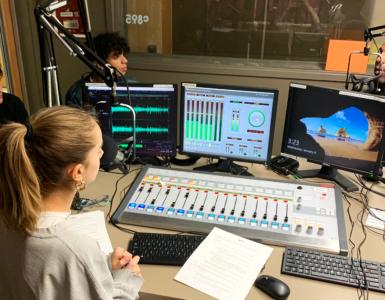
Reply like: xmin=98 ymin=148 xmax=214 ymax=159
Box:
xmin=180 ymin=83 xmax=278 ymax=174
xmin=87 ymin=83 xmax=177 ymax=157
xmin=281 ymin=83 xmax=385 ymax=191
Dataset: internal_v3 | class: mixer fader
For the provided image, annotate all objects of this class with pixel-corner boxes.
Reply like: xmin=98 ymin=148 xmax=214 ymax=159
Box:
xmin=112 ymin=166 xmax=348 ymax=255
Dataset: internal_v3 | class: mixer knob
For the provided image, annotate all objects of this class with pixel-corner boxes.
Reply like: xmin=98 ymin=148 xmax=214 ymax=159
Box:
xmin=306 ymin=226 xmax=313 ymax=234
xmin=230 ymin=209 xmax=235 ymax=216
xmin=284 ymin=216 xmax=288 ymax=223
xmin=171 ymin=202 xmax=175 ymax=207
xmin=252 ymin=212 xmax=257 ymax=218
xmin=297 ymin=204 xmax=302 ymax=210
xmin=317 ymin=227 xmax=325 ymax=236
xmin=263 ymin=213 xmax=267 ymax=220
xmin=241 ymin=211 xmax=245 ymax=217
xmin=295 ymin=224 xmax=302 ymax=233
xmin=151 ymin=199 xmax=155 ymax=205
xmin=221 ymin=208 xmax=225 ymax=214
xmin=297 ymin=197 xmax=302 ymax=203
xmin=200 ymin=205 xmax=204 ymax=211
xmin=273 ymin=215 xmax=278 ymax=221
xmin=211 ymin=206 xmax=215 ymax=212
xmin=190 ymin=204 xmax=194 ymax=210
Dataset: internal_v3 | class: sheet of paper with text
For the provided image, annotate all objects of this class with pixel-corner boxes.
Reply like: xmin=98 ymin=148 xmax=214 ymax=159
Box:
xmin=174 ymin=227 xmax=273 ymax=300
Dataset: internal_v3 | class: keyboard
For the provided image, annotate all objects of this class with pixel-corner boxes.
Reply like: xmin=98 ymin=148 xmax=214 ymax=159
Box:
xmin=281 ymin=247 xmax=385 ymax=293
xmin=129 ymin=233 xmax=206 ymax=265
xmin=366 ymin=208 xmax=385 ymax=230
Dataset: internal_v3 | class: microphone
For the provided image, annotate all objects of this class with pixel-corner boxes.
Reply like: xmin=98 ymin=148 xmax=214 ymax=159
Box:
xmin=100 ymin=135 xmax=128 ymax=167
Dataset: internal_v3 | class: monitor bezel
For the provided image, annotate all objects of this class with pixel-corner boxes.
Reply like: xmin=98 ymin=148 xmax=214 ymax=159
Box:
xmin=281 ymin=82 xmax=385 ymax=179
xmin=179 ymin=82 xmax=278 ymax=166
xmin=87 ymin=83 xmax=178 ymax=158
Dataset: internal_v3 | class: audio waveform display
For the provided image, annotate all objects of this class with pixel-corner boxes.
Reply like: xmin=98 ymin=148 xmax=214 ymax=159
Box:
xmin=112 ymin=126 xmax=169 ymax=134
xmin=111 ymin=106 xmax=169 ymax=114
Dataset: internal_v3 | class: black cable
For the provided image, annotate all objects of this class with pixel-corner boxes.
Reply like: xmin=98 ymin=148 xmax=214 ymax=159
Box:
xmin=114 ymin=68 xmax=132 ymax=107
xmin=106 ymin=165 xmax=142 ymax=221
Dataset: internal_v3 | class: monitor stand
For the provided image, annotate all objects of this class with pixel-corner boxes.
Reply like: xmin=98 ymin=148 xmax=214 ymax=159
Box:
xmin=295 ymin=166 xmax=358 ymax=192
xmin=193 ymin=159 xmax=254 ymax=177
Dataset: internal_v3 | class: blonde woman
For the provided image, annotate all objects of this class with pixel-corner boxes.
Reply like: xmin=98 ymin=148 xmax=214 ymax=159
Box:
xmin=0 ymin=106 xmax=143 ymax=299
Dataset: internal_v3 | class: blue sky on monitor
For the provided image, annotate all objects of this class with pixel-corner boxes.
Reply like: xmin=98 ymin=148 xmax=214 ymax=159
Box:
xmin=300 ymin=107 xmax=368 ymax=141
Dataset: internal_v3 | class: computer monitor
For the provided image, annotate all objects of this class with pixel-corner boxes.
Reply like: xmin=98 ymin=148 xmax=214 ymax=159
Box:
xmin=87 ymin=83 xmax=177 ymax=157
xmin=281 ymin=83 xmax=385 ymax=192
xmin=180 ymin=82 xmax=278 ymax=176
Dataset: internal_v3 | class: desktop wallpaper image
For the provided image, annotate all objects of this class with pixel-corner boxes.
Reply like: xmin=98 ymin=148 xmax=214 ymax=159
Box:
xmin=300 ymin=107 xmax=380 ymax=167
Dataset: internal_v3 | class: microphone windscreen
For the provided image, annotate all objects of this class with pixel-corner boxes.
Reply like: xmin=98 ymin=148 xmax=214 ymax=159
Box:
xmin=100 ymin=135 xmax=118 ymax=165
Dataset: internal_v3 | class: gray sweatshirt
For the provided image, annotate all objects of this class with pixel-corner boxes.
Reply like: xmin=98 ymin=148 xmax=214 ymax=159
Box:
xmin=0 ymin=219 xmax=144 ymax=300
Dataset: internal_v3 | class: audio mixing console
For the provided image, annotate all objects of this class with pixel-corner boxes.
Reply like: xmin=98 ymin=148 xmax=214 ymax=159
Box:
xmin=112 ymin=166 xmax=348 ymax=255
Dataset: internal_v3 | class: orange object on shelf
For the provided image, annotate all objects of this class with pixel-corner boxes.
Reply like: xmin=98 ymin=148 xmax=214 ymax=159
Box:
xmin=325 ymin=40 xmax=369 ymax=73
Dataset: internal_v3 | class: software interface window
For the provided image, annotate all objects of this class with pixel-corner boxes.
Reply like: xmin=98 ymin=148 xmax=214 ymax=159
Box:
xmin=183 ymin=86 xmax=274 ymax=162
xmin=88 ymin=86 xmax=176 ymax=155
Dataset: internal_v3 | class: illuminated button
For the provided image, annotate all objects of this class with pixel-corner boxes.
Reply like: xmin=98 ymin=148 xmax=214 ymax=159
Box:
xmin=156 ymin=207 xmax=164 ymax=213
xmin=238 ymin=218 xmax=246 ymax=225
xmin=147 ymin=206 xmax=154 ymax=212
xmin=250 ymin=220 xmax=258 ymax=226
xmin=145 ymin=176 xmax=150 ymax=179
xmin=228 ymin=217 xmax=236 ymax=223
xmin=189 ymin=180 xmax=196 ymax=184
xmin=272 ymin=222 xmax=279 ymax=229
xmin=177 ymin=209 xmax=185 ymax=216
xmin=218 ymin=215 xmax=225 ymax=222
xmin=187 ymin=211 xmax=194 ymax=218
xmin=167 ymin=208 xmax=175 ymax=215
xmin=208 ymin=214 xmax=215 ymax=221
xmin=282 ymin=224 xmax=290 ymax=231
xmin=171 ymin=178 xmax=178 ymax=182
xmin=261 ymin=221 xmax=268 ymax=228
xmin=128 ymin=203 xmax=136 ymax=209
xmin=138 ymin=204 xmax=145 ymax=210
xmin=196 ymin=212 xmax=204 ymax=219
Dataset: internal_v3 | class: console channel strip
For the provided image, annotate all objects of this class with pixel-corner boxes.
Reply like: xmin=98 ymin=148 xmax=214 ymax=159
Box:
xmin=112 ymin=166 xmax=348 ymax=255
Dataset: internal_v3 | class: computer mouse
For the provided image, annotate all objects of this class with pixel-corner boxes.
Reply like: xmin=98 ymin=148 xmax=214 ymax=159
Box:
xmin=254 ymin=275 xmax=290 ymax=300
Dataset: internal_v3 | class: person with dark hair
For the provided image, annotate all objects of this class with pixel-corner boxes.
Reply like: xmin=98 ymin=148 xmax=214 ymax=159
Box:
xmin=65 ymin=32 xmax=139 ymax=107
xmin=0 ymin=63 xmax=29 ymax=126
xmin=374 ymin=43 xmax=385 ymax=96
xmin=0 ymin=105 xmax=143 ymax=299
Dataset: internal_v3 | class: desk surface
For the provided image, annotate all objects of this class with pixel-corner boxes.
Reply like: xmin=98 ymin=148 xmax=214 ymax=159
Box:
xmin=79 ymin=158 xmax=385 ymax=300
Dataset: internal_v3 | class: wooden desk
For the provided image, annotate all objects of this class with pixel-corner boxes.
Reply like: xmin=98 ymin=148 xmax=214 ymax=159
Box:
xmin=79 ymin=159 xmax=385 ymax=300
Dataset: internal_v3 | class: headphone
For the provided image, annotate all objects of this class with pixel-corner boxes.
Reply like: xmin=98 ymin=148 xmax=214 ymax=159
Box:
xmin=345 ymin=47 xmax=383 ymax=94
xmin=350 ymin=74 xmax=377 ymax=94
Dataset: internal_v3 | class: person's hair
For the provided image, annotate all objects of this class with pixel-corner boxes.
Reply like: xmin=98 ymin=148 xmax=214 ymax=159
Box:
xmin=93 ymin=32 xmax=130 ymax=61
xmin=0 ymin=106 xmax=98 ymax=235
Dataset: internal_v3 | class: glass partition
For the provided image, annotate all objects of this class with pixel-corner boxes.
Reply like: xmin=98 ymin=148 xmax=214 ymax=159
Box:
xmin=124 ymin=0 xmax=376 ymax=71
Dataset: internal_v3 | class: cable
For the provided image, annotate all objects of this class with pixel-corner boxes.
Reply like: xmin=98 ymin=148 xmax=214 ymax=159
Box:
xmin=114 ymin=68 xmax=132 ymax=107
xmin=106 ymin=165 xmax=142 ymax=221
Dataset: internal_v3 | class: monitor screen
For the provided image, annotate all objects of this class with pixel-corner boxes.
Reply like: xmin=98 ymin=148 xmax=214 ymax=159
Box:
xmin=281 ymin=83 xmax=385 ymax=177
xmin=180 ymin=83 xmax=278 ymax=164
xmin=87 ymin=83 xmax=177 ymax=157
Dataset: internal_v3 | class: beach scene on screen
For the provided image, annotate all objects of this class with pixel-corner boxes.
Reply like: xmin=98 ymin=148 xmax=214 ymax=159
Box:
xmin=300 ymin=106 xmax=379 ymax=163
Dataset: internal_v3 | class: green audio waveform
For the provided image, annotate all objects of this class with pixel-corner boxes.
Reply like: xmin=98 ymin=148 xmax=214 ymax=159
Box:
xmin=112 ymin=126 xmax=169 ymax=134
xmin=111 ymin=106 xmax=169 ymax=114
